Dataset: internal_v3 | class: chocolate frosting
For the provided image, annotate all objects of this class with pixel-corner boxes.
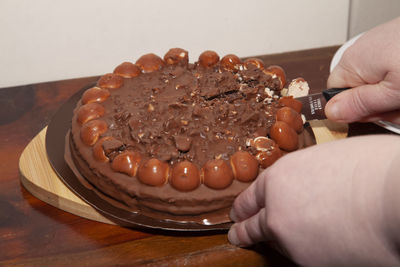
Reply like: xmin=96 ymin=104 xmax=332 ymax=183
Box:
xmin=97 ymin=63 xmax=280 ymax=167
xmin=68 ymin=50 xmax=307 ymax=221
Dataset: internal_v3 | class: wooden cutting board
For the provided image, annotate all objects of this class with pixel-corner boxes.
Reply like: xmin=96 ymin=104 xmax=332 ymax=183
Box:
xmin=19 ymin=121 xmax=348 ymax=225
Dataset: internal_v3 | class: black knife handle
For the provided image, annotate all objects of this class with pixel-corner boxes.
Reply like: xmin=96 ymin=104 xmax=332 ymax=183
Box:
xmin=322 ymin=88 xmax=351 ymax=101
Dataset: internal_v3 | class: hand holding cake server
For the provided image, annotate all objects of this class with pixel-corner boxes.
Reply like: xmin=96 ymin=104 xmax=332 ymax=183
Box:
xmin=228 ymin=17 xmax=400 ymax=267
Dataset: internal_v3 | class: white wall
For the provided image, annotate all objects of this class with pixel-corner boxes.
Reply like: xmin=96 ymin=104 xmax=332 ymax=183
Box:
xmin=348 ymin=0 xmax=400 ymax=38
xmin=1 ymin=0 xmax=350 ymax=88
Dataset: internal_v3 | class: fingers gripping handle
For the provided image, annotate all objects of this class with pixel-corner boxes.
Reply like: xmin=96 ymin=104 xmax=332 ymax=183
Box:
xmin=322 ymin=87 xmax=400 ymax=134
xmin=322 ymin=88 xmax=350 ymax=101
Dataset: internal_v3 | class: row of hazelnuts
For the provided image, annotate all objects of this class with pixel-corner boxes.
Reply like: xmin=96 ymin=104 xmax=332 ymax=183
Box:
xmin=75 ymin=49 xmax=304 ymax=192
xmin=88 ymin=135 xmax=284 ymax=192
xmin=91 ymin=48 xmax=287 ymax=91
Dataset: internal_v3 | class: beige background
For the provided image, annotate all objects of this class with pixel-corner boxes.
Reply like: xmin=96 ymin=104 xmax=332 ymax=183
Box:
xmin=0 ymin=0 xmax=398 ymax=88
xmin=349 ymin=0 xmax=400 ymax=38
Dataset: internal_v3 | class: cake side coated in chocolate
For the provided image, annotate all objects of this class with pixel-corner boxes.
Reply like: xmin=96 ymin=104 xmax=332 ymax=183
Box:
xmin=67 ymin=48 xmax=307 ymax=219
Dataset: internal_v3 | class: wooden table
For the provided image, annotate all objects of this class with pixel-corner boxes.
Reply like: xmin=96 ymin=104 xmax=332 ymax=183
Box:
xmin=0 ymin=46 xmax=392 ymax=266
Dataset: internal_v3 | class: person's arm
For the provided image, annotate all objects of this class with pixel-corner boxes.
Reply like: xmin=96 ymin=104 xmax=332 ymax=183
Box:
xmin=228 ymin=135 xmax=400 ymax=267
xmin=326 ymin=17 xmax=400 ymax=124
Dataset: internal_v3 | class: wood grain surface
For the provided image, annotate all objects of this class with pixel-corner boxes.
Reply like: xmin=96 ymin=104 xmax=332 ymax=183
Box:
xmin=1 ymin=46 xmax=393 ymax=266
xmin=19 ymin=127 xmax=116 ymax=225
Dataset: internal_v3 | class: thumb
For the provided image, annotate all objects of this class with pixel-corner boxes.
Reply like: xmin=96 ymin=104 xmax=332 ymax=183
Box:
xmin=228 ymin=208 xmax=270 ymax=247
xmin=325 ymin=82 xmax=400 ymax=123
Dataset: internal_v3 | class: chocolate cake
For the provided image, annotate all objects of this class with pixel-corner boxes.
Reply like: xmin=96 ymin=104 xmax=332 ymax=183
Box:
xmin=66 ymin=48 xmax=310 ymax=224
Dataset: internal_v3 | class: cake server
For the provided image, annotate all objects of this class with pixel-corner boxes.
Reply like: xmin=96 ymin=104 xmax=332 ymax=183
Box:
xmin=296 ymin=87 xmax=349 ymax=121
xmin=296 ymin=87 xmax=400 ymax=134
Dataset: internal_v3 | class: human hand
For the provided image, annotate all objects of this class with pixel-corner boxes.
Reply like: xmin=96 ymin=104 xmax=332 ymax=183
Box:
xmin=326 ymin=17 xmax=400 ymax=124
xmin=228 ymin=135 xmax=400 ymax=267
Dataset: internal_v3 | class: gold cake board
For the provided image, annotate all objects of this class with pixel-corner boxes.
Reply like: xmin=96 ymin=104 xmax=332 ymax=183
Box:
xmin=19 ymin=121 xmax=348 ymax=224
